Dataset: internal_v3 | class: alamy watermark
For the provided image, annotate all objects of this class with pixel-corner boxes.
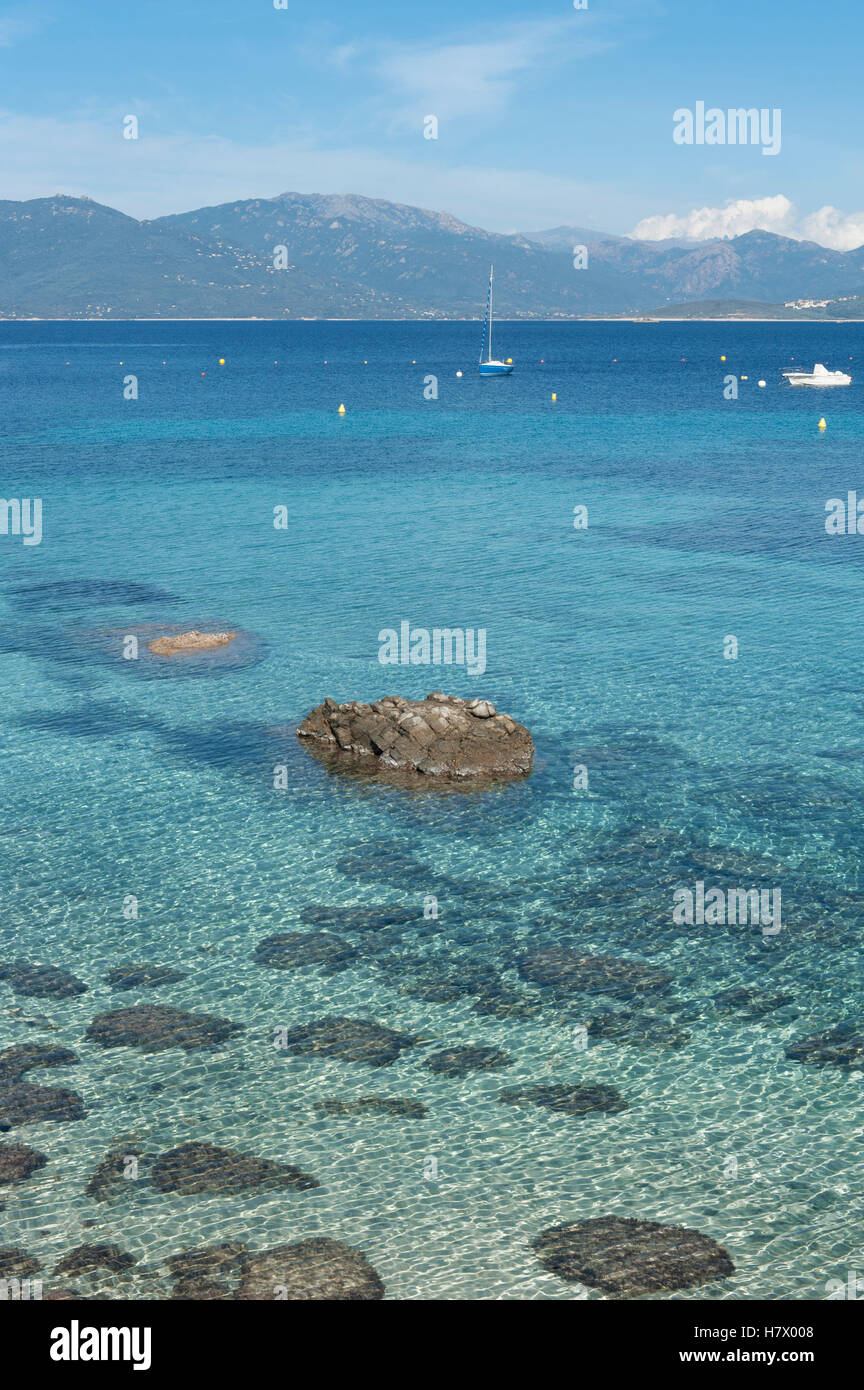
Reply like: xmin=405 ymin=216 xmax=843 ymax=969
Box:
xmin=1 ymin=497 xmax=42 ymax=545
xmin=673 ymin=882 xmax=781 ymax=935
xmin=378 ymin=621 xmax=487 ymax=677
xmin=674 ymin=102 xmax=781 ymax=156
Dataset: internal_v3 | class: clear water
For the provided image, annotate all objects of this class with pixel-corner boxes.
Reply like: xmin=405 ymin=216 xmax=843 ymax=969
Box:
xmin=1 ymin=320 xmax=862 ymax=1300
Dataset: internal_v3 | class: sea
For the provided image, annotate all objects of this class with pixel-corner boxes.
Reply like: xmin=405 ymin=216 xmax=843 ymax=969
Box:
xmin=0 ymin=319 xmax=862 ymax=1300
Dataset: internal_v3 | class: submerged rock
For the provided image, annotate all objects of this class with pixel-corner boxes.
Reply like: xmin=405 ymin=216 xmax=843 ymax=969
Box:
xmin=423 ymin=1045 xmax=513 ymax=1077
xmin=0 ymin=1043 xmax=79 ymax=1085
xmin=0 ymin=1247 xmax=41 ymax=1278
xmin=104 ymin=963 xmax=188 ymax=991
xmin=278 ymin=1016 xmax=416 ymax=1067
xmin=0 ymin=961 xmax=87 ymax=1000
xmin=148 ymin=630 xmax=236 ymax=656
xmin=785 ymin=1022 xmax=864 ymax=1067
xmin=314 ymin=1096 xmax=428 ymax=1118
xmin=0 ymin=1141 xmax=47 ymax=1185
xmin=517 ymin=947 xmax=672 ymax=1000
xmin=234 ymin=1238 xmax=384 ymax=1300
xmin=297 ymin=693 xmax=534 ymax=781
xmin=168 ymin=1242 xmax=248 ymax=1300
xmin=84 ymin=1148 xmax=147 ymax=1203
xmin=299 ymin=905 xmax=417 ymax=931
xmin=471 ymin=985 xmax=542 ymax=1021
xmin=585 ymin=1009 xmax=690 ymax=1049
xmin=498 ymin=1083 xmax=627 ymax=1116
xmin=85 ymin=1005 xmax=242 ymax=1052
xmin=0 ymin=1083 xmax=87 ymax=1128
xmin=532 ymin=1217 xmax=735 ymax=1295
xmin=253 ymin=932 xmax=357 ymax=974
xmin=712 ymin=986 xmax=797 ymax=1020
xmin=151 ymin=1142 xmax=319 ymax=1196
xmin=54 ymin=1244 xmax=135 ymax=1275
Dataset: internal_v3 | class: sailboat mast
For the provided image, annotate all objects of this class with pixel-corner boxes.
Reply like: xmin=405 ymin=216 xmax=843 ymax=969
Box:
xmin=488 ymin=266 xmax=494 ymax=363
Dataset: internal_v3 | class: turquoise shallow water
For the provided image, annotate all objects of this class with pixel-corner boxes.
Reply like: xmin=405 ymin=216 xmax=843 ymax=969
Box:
xmin=1 ymin=320 xmax=862 ymax=1299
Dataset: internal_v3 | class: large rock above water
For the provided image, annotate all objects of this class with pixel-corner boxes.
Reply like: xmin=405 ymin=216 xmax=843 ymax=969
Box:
xmin=148 ymin=630 xmax=236 ymax=656
xmin=297 ymin=693 xmax=534 ymax=780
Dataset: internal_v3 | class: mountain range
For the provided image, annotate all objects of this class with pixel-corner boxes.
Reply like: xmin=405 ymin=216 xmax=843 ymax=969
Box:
xmin=2 ymin=192 xmax=864 ymax=319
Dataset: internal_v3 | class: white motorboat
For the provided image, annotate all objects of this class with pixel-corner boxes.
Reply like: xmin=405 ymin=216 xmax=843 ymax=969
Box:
xmin=782 ymin=362 xmax=851 ymax=387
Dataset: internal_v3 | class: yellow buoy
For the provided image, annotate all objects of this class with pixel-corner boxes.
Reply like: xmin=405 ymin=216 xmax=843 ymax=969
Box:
xmin=506 ymin=358 xmax=513 ymax=364
xmin=721 ymin=355 xmax=726 ymax=362
xmin=338 ymin=403 xmax=346 ymax=415
xmin=551 ymin=393 xmax=557 ymax=402
xmin=218 ymin=358 xmax=226 ymax=366
xmin=818 ymin=417 xmax=827 ymax=430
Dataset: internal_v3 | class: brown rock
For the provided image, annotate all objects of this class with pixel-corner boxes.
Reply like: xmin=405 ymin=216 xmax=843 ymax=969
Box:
xmin=148 ymin=630 xmax=236 ymax=656
xmin=0 ymin=1141 xmax=47 ymax=1185
xmin=151 ymin=1142 xmax=319 ymax=1196
xmin=235 ymin=1238 xmax=384 ymax=1300
xmin=297 ymin=693 xmax=533 ymax=781
xmin=85 ymin=1005 xmax=242 ymax=1052
xmin=532 ymin=1217 xmax=735 ymax=1295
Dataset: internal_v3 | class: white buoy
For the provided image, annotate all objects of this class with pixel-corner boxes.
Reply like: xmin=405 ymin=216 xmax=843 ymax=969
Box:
xmin=758 ymin=380 xmax=766 ymax=388
xmin=456 ymin=371 xmax=463 ymax=378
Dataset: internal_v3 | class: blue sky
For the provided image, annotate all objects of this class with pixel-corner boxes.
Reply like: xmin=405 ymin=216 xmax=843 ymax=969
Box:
xmin=1 ymin=0 xmax=863 ymax=246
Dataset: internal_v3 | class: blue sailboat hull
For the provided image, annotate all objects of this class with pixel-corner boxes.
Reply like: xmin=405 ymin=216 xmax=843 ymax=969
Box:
xmin=478 ymin=362 xmax=513 ymax=376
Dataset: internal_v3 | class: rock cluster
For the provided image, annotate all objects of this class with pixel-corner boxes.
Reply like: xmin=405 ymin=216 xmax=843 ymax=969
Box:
xmin=84 ymin=1147 xmax=147 ymax=1202
xmin=278 ymin=1016 xmax=416 ymax=1067
xmin=151 ymin=1142 xmax=319 ymax=1196
xmin=54 ymin=1244 xmax=135 ymax=1275
xmin=148 ymin=630 xmax=236 ymax=656
xmin=785 ymin=1021 xmax=864 ymax=1067
xmin=168 ymin=1243 xmax=247 ymax=1300
xmin=104 ymin=963 xmax=188 ymax=991
xmin=0 ymin=1044 xmax=85 ymax=1130
xmin=532 ymin=1216 xmax=735 ymax=1295
xmin=0 ymin=1141 xmax=47 ymax=1185
xmin=0 ymin=961 xmax=87 ymax=999
xmin=253 ymin=932 xmax=357 ymax=974
xmin=423 ymin=1045 xmax=513 ymax=1077
xmin=297 ymin=693 xmax=534 ymax=780
xmin=164 ymin=1238 xmax=385 ymax=1301
xmin=0 ymin=1083 xmax=86 ymax=1128
xmin=234 ymin=1238 xmax=384 ymax=1300
xmin=517 ymin=947 xmax=672 ymax=1001
xmin=314 ymin=1097 xmax=427 ymax=1118
xmin=85 ymin=1005 xmax=242 ymax=1052
xmin=498 ymin=1083 xmax=628 ymax=1116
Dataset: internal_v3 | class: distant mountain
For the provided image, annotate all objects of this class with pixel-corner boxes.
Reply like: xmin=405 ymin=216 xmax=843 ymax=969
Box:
xmin=3 ymin=193 xmax=864 ymax=318
xmin=522 ymin=225 xmax=625 ymax=250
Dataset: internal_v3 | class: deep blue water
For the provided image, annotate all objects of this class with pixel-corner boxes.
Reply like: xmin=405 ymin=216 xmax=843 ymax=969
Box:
xmin=1 ymin=320 xmax=862 ymax=1300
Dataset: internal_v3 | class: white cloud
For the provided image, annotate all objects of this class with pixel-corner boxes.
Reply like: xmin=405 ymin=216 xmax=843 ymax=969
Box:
xmin=630 ymin=195 xmax=864 ymax=250
xmin=631 ymin=195 xmax=797 ymax=242
xmin=798 ymin=205 xmax=864 ymax=252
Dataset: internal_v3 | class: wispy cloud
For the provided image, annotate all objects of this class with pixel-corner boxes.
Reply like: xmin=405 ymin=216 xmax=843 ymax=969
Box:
xmin=0 ymin=112 xmax=634 ymax=231
xmin=0 ymin=4 xmax=49 ymax=47
xmin=369 ymin=18 xmax=613 ymax=127
xmin=630 ymin=195 xmax=864 ymax=250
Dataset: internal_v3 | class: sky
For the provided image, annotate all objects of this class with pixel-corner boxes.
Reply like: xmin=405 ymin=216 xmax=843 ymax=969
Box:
xmin=1 ymin=0 xmax=864 ymax=248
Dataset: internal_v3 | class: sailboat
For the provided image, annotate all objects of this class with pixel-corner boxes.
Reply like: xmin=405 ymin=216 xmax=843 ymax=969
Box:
xmin=478 ymin=265 xmax=513 ymax=376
